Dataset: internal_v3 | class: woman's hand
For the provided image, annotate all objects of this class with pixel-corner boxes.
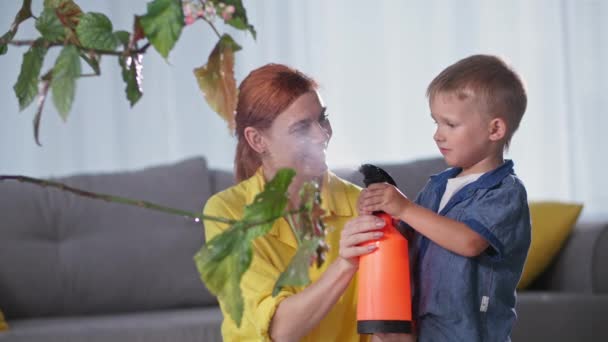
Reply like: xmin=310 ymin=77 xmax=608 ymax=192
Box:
xmin=339 ymin=215 xmax=386 ymax=268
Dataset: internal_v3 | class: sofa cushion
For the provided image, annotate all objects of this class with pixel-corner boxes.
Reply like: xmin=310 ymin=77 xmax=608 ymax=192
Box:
xmin=0 ymin=157 xmax=217 ymax=319
xmin=0 ymin=309 xmax=7 ymax=331
xmin=518 ymin=202 xmax=583 ymax=289
xmin=208 ymin=169 xmax=234 ymax=195
xmin=2 ymin=307 xmax=222 ymax=342
xmin=514 ymin=293 xmax=608 ymax=342
xmin=528 ymin=221 xmax=607 ymax=292
xmin=593 ymin=222 xmax=608 ymax=293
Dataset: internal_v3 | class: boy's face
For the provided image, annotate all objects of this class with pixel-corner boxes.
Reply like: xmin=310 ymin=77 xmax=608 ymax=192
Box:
xmin=430 ymin=92 xmax=498 ymax=174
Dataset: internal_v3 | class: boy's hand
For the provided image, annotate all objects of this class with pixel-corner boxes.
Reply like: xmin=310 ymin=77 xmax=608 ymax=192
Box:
xmin=358 ymin=183 xmax=411 ymax=219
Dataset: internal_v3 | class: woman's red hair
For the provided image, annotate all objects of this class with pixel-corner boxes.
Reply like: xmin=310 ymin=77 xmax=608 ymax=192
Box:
xmin=234 ymin=64 xmax=318 ymax=182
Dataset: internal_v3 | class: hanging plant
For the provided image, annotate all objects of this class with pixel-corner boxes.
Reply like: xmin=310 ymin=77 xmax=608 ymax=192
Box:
xmin=0 ymin=0 xmax=328 ymax=326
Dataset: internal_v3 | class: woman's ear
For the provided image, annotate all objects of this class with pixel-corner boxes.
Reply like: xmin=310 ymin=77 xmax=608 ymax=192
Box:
xmin=243 ymin=127 xmax=267 ymax=154
xmin=489 ymin=117 xmax=507 ymax=142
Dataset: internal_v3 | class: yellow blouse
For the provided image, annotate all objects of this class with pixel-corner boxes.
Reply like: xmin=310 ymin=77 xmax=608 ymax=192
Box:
xmin=204 ymin=168 xmax=369 ymax=341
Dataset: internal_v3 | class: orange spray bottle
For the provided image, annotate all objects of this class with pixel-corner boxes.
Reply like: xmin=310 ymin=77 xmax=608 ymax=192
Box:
xmin=357 ymin=164 xmax=413 ymax=334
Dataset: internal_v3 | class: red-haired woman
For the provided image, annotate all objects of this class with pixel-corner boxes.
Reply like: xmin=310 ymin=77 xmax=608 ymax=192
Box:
xmin=204 ymin=64 xmax=382 ymax=341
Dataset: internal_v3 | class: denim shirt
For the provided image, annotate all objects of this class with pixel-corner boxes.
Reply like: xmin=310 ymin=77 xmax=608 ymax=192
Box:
xmin=408 ymin=160 xmax=531 ymax=342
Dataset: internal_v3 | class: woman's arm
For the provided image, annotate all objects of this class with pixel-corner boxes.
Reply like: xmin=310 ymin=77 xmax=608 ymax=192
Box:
xmin=270 ymin=257 xmax=356 ymax=341
xmin=269 ymin=215 xmax=385 ymax=341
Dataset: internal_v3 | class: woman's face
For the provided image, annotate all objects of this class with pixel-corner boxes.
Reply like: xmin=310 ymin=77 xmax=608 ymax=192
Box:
xmin=261 ymin=91 xmax=332 ymax=179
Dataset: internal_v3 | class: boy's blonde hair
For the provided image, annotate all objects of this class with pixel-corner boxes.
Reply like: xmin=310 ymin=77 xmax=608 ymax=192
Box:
xmin=426 ymin=54 xmax=527 ymax=149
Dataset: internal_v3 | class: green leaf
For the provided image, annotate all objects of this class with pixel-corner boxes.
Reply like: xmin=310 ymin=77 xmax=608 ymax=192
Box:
xmin=0 ymin=31 xmax=15 ymax=56
xmin=273 ymin=180 xmax=327 ymax=295
xmin=40 ymin=0 xmax=82 ymax=44
xmin=194 ymin=226 xmax=250 ymax=327
xmin=79 ymin=51 xmax=100 ymax=75
xmin=139 ymin=0 xmax=183 ymax=59
xmin=114 ymin=30 xmax=130 ymax=48
xmin=44 ymin=0 xmax=65 ymax=8
xmin=51 ymin=45 xmax=81 ymax=120
xmin=241 ymin=168 xmax=295 ymax=237
xmin=13 ymin=41 xmax=47 ymax=110
xmin=222 ymin=0 xmax=256 ymax=39
xmin=36 ymin=8 xmax=66 ymax=41
xmin=272 ymin=238 xmax=320 ymax=296
xmin=76 ymin=12 xmax=118 ymax=51
xmin=194 ymin=168 xmax=295 ymax=326
xmin=39 ymin=0 xmax=82 ymax=42
xmin=118 ymin=54 xmax=143 ymax=106
xmin=193 ymin=34 xmax=241 ymax=130
xmin=53 ymin=0 xmax=82 ymax=31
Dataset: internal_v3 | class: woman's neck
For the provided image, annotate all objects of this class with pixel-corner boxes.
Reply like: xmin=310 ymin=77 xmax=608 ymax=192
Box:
xmin=261 ymin=165 xmax=322 ymax=209
xmin=287 ymin=175 xmax=323 ymax=209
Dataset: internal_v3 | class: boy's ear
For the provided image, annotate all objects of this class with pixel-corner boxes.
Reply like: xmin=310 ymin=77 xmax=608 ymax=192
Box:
xmin=243 ymin=127 xmax=267 ymax=154
xmin=488 ymin=117 xmax=507 ymax=142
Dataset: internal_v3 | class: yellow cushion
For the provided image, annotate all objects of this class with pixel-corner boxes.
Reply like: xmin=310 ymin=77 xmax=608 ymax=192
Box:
xmin=0 ymin=309 xmax=8 ymax=331
xmin=517 ymin=201 xmax=583 ymax=289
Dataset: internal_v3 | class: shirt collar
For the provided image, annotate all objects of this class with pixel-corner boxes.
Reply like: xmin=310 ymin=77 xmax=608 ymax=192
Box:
xmin=430 ymin=159 xmax=515 ymax=190
xmin=320 ymin=170 xmax=355 ymax=217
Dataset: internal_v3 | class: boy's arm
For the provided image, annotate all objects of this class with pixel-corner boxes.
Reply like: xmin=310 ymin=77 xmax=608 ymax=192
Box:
xmin=359 ymin=183 xmax=489 ymax=257
xmin=398 ymin=202 xmax=489 ymax=257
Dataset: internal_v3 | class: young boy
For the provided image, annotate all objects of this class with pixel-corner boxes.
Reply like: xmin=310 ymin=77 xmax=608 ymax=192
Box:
xmin=360 ymin=55 xmax=531 ymax=341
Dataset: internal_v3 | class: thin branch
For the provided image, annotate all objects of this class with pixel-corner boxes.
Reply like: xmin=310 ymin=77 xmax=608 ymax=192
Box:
xmin=137 ymin=42 xmax=151 ymax=54
xmin=0 ymin=175 xmax=307 ymax=232
xmin=0 ymin=0 xmax=33 ymax=45
xmin=7 ymin=39 xmax=50 ymax=47
xmin=8 ymin=40 xmax=151 ymax=56
xmin=203 ymin=17 xmax=222 ymax=39
xmin=285 ymin=213 xmax=303 ymax=246
xmin=0 ymin=175 xmax=232 ymax=224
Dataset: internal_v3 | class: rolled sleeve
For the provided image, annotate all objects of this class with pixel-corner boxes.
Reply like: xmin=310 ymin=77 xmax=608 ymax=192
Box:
xmin=254 ymin=290 xmax=291 ymax=340
xmin=460 ymin=182 xmax=527 ymax=260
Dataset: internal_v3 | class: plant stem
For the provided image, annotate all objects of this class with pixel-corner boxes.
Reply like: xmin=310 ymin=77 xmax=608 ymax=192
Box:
xmin=0 ymin=175 xmax=233 ymax=224
xmin=203 ymin=18 xmax=222 ymax=39
xmin=8 ymin=40 xmax=151 ymax=56
xmin=285 ymin=212 xmax=303 ymax=245
xmin=0 ymin=175 xmax=306 ymax=232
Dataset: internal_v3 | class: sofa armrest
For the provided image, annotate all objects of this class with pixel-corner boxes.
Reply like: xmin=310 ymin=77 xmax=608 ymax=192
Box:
xmin=534 ymin=220 xmax=608 ymax=293
xmin=513 ymin=293 xmax=608 ymax=342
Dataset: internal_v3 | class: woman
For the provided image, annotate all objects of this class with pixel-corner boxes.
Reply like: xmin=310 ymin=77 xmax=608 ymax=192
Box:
xmin=203 ymin=64 xmax=384 ymax=341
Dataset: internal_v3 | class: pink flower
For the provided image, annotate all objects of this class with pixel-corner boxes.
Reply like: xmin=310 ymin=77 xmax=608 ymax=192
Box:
xmin=222 ymin=5 xmax=235 ymax=21
xmin=184 ymin=15 xmax=196 ymax=25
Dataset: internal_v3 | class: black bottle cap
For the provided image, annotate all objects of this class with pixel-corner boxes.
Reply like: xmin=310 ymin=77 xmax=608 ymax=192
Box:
xmin=359 ymin=164 xmax=397 ymax=187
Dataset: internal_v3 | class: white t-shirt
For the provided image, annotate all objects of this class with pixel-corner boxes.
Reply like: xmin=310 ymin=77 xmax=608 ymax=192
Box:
xmin=438 ymin=172 xmax=485 ymax=212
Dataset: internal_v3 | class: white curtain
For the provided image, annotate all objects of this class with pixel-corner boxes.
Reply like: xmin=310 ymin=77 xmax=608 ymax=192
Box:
xmin=1 ymin=0 xmax=606 ymax=216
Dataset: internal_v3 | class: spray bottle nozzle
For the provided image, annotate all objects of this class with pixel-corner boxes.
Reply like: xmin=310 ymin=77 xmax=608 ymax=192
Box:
xmin=359 ymin=164 xmax=397 ymax=188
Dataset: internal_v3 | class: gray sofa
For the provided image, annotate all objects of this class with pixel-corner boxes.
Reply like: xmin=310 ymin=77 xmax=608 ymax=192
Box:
xmin=1 ymin=156 xmax=607 ymax=341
